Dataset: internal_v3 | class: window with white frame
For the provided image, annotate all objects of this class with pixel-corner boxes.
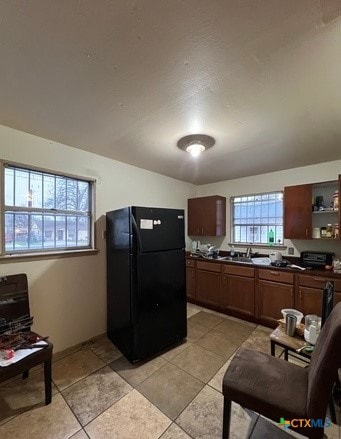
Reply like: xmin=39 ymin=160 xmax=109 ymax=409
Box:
xmin=2 ymin=163 xmax=95 ymax=255
xmin=231 ymin=192 xmax=283 ymax=245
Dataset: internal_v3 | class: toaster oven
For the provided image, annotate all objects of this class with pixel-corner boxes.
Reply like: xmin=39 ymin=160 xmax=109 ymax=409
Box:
xmin=300 ymin=251 xmax=334 ymax=268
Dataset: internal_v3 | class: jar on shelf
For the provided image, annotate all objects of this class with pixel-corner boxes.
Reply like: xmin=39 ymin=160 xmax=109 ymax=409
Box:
xmin=326 ymin=224 xmax=333 ymax=238
xmin=320 ymin=226 xmax=327 ymax=238
xmin=333 ymin=224 xmax=339 ymax=239
xmin=333 ymin=190 xmax=339 ymax=211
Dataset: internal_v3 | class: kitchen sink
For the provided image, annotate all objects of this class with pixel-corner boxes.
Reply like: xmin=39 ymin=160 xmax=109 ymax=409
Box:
xmin=217 ymin=256 xmax=271 ymax=266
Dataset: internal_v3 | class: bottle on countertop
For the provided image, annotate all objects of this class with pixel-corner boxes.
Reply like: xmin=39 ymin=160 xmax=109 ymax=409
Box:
xmin=268 ymin=229 xmax=274 ymax=246
xmin=230 ymin=245 xmax=235 ymax=257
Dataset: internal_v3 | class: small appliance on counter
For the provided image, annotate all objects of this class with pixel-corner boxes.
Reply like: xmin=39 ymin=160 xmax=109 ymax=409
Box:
xmin=300 ymin=251 xmax=335 ymax=268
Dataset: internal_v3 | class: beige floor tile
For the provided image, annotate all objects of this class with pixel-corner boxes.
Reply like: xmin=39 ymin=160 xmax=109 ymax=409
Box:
xmin=84 ymin=335 xmax=122 ymax=364
xmin=160 ymin=422 xmax=191 ymax=438
xmin=62 ymin=366 xmax=132 ymax=426
xmin=186 ymin=320 xmax=210 ymax=343
xmin=177 ymin=386 xmax=258 ymax=439
xmin=53 ymin=349 xmax=105 ymax=391
xmin=170 ymin=344 xmax=225 ymax=383
xmin=195 ymin=330 xmax=241 ymax=358
xmin=188 ymin=311 xmax=223 ymax=329
xmin=0 ymin=367 xmax=58 ymax=424
xmin=70 ymin=430 xmax=89 ymax=439
xmin=109 ymin=355 xmax=166 ymax=387
xmin=241 ymin=327 xmax=273 ymax=354
xmin=137 ymin=363 xmax=204 ymax=420
xmin=186 ymin=303 xmax=203 ymax=318
xmin=208 ymin=357 xmax=233 ymax=392
xmin=85 ymin=389 xmax=171 ymax=439
xmin=161 ymin=340 xmax=192 ymax=361
xmin=0 ymin=393 xmax=81 ymax=439
xmin=214 ymin=319 xmax=255 ymax=342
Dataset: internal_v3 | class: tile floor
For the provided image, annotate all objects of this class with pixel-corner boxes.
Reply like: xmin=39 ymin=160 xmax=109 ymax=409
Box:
xmin=0 ymin=303 xmax=340 ymax=439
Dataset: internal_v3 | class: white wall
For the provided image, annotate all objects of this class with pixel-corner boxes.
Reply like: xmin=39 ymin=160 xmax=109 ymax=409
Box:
xmin=0 ymin=125 xmax=197 ymax=352
xmin=196 ymin=161 xmax=341 ymax=258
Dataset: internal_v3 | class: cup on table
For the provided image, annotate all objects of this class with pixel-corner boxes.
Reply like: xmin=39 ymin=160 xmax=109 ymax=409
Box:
xmin=285 ymin=314 xmax=297 ymax=337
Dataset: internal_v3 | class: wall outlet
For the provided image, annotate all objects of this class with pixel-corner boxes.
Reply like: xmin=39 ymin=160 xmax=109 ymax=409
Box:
xmin=288 ymin=247 xmax=294 ymax=255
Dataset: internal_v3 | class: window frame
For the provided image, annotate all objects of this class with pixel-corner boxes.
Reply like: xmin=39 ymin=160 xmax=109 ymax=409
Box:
xmin=0 ymin=160 xmax=96 ymax=258
xmin=230 ymin=190 xmax=284 ymax=247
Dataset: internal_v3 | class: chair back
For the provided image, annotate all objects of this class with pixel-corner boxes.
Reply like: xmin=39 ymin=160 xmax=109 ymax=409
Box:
xmin=307 ymin=301 xmax=341 ymax=418
xmin=0 ymin=274 xmax=30 ymax=333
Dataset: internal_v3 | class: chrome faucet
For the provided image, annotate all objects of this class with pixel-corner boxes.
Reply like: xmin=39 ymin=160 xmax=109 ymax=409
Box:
xmin=246 ymin=247 xmax=252 ymax=258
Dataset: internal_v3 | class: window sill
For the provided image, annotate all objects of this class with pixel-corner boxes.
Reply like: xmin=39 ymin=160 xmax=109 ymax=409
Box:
xmin=0 ymin=248 xmax=99 ymax=262
xmin=228 ymin=243 xmax=287 ymax=250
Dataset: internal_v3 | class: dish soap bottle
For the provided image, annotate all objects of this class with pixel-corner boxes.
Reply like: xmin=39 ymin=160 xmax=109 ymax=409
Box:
xmin=268 ymin=229 xmax=274 ymax=246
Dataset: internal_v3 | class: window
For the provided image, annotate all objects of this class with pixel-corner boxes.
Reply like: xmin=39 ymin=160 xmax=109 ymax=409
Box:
xmin=1 ymin=163 xmax=95 ymax=255
xmin=231 ymin=191 xmax=283 ymax=245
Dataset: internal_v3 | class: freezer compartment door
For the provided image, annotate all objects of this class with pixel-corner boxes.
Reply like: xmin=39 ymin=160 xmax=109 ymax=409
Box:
xmin=132 ymin=207 xmax=185 ymax=252
xmin=132 ymin=249 xmax=187 ymax=361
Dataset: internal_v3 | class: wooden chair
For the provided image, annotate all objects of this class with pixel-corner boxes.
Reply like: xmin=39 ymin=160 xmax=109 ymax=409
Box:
xmin=0 ymin=274 xmax=53 ymax=405
xmin=222 ymin=302 xmax=341 ymax=439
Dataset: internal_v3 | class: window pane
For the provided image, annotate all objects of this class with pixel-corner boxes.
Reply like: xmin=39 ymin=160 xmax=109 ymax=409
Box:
xmin=43 ymin=175 xmax=55 ymax=209
xmin=43 ymin=215 xmax=55 ymax=248
xmin=56 ymin=215 xmax=66 ymax=247
xmin=5 ymin=168 xmax=14 ymax=206
xmin=56 ymin=177 xmax=66 ymax=210
xmin=78 ymin=181 xmax=89 ymax=211
xmin=14 ymin=213 xmax=28 ymax=250
xmin=66 ymin=216 xmax=76 ymax=246
xmin=30 ymin=172 xmax=43 ymax=208
xmin=15 ymin=169 xmax=29 ymax=207
xmin=5 ymin=212 xmax=14 ymax=252
xmin=66 ymin=179 xmax=77 ymax=211
xmin=78 ymin=216 xmax=89 ymax=246
xmin=29 ymin=214 xmax=43 ymax=249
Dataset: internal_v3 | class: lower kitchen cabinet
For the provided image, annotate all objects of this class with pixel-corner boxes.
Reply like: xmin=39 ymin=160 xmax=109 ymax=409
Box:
xmin=221 ymin=265 xmax=255 ymax=318
xmin=257 ymin=269 xmax=294 ymax=327
xmin=195 ymin=261 xmax=222 ymax=306
xmin=296 ymin=275 xmax=341 ymax=316
xmin=186 ymin=259 xmax=196 ymax=299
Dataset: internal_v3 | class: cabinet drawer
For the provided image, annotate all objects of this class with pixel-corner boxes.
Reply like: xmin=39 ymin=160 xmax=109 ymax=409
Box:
xmin=223 ymin=264 xmax=254 ymax=278
xmin=196 ymin=261 xmax=222 ymax=273
xmin=186 ymin=259 xmax=196 ymax=268
xmin=258 ymin=269 xmax=294 ymax=284
xmin=298 ymin=275 xmax=341 ymax=292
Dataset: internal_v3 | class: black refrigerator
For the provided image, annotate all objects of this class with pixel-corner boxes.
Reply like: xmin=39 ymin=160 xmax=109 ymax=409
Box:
xmin=106 ymin=206 xmax=187 ymax=362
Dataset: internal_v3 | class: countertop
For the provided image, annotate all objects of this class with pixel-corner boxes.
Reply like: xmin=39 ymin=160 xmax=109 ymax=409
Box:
xmin=186 ymin=253 xmax=341 ymax=278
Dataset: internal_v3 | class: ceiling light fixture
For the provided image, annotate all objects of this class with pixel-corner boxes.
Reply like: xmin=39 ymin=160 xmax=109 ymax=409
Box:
xmin=177 ymin=134 xmax=215 ymax=158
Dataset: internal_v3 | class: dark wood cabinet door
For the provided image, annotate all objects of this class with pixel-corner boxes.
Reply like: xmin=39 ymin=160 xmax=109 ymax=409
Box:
xmin=186 ymin=267 xmax=196 ymax=299
xmin=284 ymin=184 xmax=312 ymax=239
xmin=187 ymin=196 xmax=226 ymax=236
xmin=258 ymin=280 xmax=294 ymax=326
xmin=196 ymin=270 xmax=222 ymax=306
xmin=221 ymin=274 xmax=255 ymax=317
xmin=296 ymin=286 xmax=341 ymax=316
xmin=188 ymin=198 xmax=203 ymax=235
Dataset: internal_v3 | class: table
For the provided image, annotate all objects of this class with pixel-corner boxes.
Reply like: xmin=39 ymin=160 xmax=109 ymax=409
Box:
xmin=270 ymin=325 xmax=311 ymax=361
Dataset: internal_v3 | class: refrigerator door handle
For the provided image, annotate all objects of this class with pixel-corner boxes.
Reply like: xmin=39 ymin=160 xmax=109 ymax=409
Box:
xmin=132 ymin=214 xmax=142 ymax=253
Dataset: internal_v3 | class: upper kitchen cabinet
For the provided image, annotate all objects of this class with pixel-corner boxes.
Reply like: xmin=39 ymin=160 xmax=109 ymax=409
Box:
xmin=284 ymin=184 xmax=312 ymax=239
xmin=284 ymin=177 xmax=340 ymax=240
xmin=188 ymin=195 xmax=226 ymax=236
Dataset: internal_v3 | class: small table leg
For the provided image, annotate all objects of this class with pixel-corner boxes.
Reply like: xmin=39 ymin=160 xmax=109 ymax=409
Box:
xmin=44 ymin=359 xmax=52 ymax=405
xmin=284 ymin=348 xmax=288 ymax=361
xmin=270 ymin=340 xmax=275 ymax=356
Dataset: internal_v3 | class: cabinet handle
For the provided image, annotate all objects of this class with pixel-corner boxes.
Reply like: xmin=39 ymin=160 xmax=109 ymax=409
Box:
xmin=313 ymin=278 xmax=324 ymax=282
xmin=299 ymin=289 xmax=302 ymax=300
xmin=269 ymin=271 xmax=280 ymax=276
xmin=290 ymin=288 xmax=293 ymax=298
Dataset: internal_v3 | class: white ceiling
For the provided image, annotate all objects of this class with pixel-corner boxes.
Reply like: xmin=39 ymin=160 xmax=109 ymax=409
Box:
xmin=0 ymin=1 xmax=340 ymax=184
